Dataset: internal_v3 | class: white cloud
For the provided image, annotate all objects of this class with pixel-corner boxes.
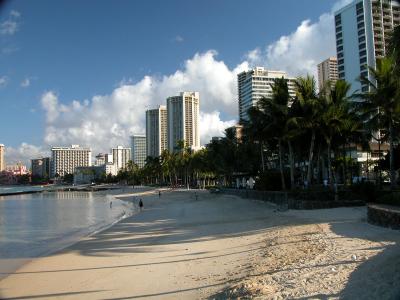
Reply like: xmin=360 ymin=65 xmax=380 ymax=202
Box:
xmin=0 ymin=10 xmax=21 ymax=36
xmin=199 ymin=111 xmax=236 ymax=144
xmin=174 ymin=35 xmax=184 ymax=42
xmin=245 ymin=13 xmax=336 ymax=78
xmin=21 ymin=78 xmax=30 ymax=88
xmin=4 ymin=143 xmax=49 ymax=167
xmin=332 ymin=0 xmax=354 ymax=13
xmin=10 ymin=10 xmax=21 ymax=18
xmin=0 ymin=20 xmax=18 ymax=35
xmin=40 ymin=51 xmax=248 ymax=154
xmin=12 ymin=1 xmax=347 ymax=164
xmin=0 ymin=76 xmax=8 ymax=87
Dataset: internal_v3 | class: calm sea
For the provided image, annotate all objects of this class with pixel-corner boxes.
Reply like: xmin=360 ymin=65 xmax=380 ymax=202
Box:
xmin=0 ymin=189 xmax=136 ymax=276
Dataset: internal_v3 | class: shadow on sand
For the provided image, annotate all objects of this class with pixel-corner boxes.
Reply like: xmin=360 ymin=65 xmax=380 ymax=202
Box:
xmin=1 ymin=191 xmax=400 ymax=299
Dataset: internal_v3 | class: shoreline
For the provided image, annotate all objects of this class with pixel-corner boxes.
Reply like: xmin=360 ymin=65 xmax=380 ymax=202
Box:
xmin=0 ymin=187 xmax=157 ymax=281
xmin=1 ymin=190 xmax=399 ymax=299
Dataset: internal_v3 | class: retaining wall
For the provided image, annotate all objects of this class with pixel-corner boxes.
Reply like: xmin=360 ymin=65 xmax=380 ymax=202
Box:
xmin=221 ymin=188 xmax=364 ymax=210
xmin=368 ymin=204 xmax=400 ymax=229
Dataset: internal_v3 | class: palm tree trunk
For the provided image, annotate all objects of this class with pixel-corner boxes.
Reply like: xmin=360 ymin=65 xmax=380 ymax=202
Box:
xmin=260 ymin=142 xmax=265 ymax=172
xmin=389 ymin=120 xmax=396 ymax=189
xmin=306 ymin=129 xmax=316 ymax=186
xmin=327 ymin=140 xmax=334 ymax=190
xmin=278 ymin=139 xmax=286 ymax=191
xmin=288 ymin=141 xmax=295 ymax=189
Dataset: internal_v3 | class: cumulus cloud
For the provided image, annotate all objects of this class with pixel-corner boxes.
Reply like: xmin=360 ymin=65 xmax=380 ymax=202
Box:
xmin=0 ymin=10 xmax=21 ymax=36
xmin=199 ymin=111 xmax=236 ymax=144
xmin=9 ymin=1 xmax=349 ymax=164
xmin=40 ymin=51 xmax=247 ymax=154
xmin=245 ymin=13 xmax=336 ymax=78
xmin=0 ymin=76 xmax=8 ymax=87
xmin=332 ymin=0 xmax=354 ymax=12
xmin=4 ymin=143 xmax=49 ymax=167
xmin=21 ymin=78 xmax=30 ymax=88
xmin=174 ymin=35 xmax=184 ymax=42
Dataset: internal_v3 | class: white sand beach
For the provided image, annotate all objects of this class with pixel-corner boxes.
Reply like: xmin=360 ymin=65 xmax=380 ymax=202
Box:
xmin=1 ymin=189 xmax=399 ymax=299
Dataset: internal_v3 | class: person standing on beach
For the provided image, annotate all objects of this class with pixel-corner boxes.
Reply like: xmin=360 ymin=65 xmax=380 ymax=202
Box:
xmin=110 ymin=201 xmax=112 ymax=208
xmin=139 ymin=199 xmax=143 ymax=211
xmin=159 ymin=190 xmax=161 ymax=198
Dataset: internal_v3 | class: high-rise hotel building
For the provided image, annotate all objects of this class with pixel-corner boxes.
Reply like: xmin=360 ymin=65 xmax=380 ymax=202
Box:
xmin=131 ymin=135 xmax=146 ymax=168
xmin=0 ymin=144 xmax=4 ymax=171
xmin=51 ymin=145 xmax=91 ymax=177
xmin=167 ymin=92 xmax=200 ymax=152
xmin=317 ymin=57 xmax=339 ymax=92
xmin=237 ymin=67 xmax=296 ymax=122
xmin=146 ymin=105 xmax=167 ymax=158
xmin=335 ymin=0 xmax=400 ymax=93
xmin=112 ymin=146 xmax=131 ymax=170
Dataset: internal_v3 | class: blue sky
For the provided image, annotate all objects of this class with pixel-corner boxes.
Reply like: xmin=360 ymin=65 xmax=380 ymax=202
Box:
xmin=0 ymin=0 xmax=347 ymax=164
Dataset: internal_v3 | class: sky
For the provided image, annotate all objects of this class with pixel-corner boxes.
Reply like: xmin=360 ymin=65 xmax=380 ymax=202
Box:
xmin=0 ymin=0 xmax=353 ymax=165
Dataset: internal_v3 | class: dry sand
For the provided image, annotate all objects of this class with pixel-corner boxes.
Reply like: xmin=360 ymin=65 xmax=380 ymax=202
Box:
xmin=0 ymin=189 xmax=399 ymax=299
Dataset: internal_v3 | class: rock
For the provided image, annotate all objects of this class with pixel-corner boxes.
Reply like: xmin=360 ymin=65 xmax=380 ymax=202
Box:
xmin=351 ymin=254 xmax=357 ymax=261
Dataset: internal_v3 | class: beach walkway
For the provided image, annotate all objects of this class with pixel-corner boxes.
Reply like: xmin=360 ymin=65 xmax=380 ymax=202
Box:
xmin=1 ymin=190 xmax=399 ymax=299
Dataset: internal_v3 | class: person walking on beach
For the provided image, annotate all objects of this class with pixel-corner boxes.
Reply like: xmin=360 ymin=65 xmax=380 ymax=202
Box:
xmin=139 ymin=199 xmax=144 ymax=211
xmin=159 ymin=190 xmax=161 ymax=198
xmin=110 ymin=201 xmax=112 ymax=209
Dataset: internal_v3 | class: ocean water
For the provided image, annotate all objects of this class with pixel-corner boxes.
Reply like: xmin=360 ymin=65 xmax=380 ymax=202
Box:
xmin=0 ymin=190 xmax=135 ymax=272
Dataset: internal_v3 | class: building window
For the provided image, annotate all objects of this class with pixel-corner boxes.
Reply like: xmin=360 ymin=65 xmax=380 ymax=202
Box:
xmin=338 ymin=52 xmax=344 ymax=59
xmin=337 ymin=45 xmax=343 ymax=52
xmin=359 ymin=36 xmax=366 ymax=43
xmin=357 ymin=22 xmax=365 ymax=29
xmin=359 ymin=50 xmax=367 ymax=57
xmin=336 ymin=32 xmax=342 ymax=39
xmin=338 ymin=65 xmax=345 ymax=72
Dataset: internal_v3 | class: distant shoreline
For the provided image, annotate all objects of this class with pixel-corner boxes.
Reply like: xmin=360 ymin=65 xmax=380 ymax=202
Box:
xmin=0 ymin=184 xmax=129 ymax=197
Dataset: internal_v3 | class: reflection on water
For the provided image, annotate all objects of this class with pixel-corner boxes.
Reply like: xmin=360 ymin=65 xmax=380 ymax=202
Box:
xmin=0 ymin=190 xmax=134 ymax=260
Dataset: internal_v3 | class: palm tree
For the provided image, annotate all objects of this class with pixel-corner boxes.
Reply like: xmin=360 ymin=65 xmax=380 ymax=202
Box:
xmin=357 ymin=57 xmax=399 ymax=188
xmin=293 ymin=75 xmax=322 ymax=186
xmin=320 ymin=80 xmax=352 ymax=188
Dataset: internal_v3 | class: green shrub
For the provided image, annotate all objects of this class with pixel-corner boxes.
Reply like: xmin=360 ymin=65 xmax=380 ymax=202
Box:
xmin=350 ymin=181 xmax=378 ymax=202
xmin=376 ymin=192 xmax=400 ymax=207
xmin=255 ymin=170 xmax=290 ymax=191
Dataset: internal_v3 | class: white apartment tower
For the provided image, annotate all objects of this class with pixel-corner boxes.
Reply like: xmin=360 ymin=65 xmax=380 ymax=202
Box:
xmin=51 ymin=145 xmax=91 ymax=178
xmin=335 ymin=0 xmax=400 ymax=93
xmin=0 ymin=144 xmax=4 ymax=171
xmin=146 ymin=105 xmax=167 ymax=158
xmin=237 ymin=67 xmax=296 ymax=122
xmin=317 ymin=57 xmax=339 ymax=92
xmin=167 ymin=92 xmax=200 ymax=152
xmin=112 ymin=146 xmax=131 ymax=170
xmin=131 ymin=135 xmax=146 ymax=168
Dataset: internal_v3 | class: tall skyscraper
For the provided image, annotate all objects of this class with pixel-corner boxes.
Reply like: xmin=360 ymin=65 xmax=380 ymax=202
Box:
xmin=167 ymin=92 xmax=200 ymax=152
xmin=317 ymin=57 xmax=339 ymax=92
xmin=112 ymin=146 xmax=131 ymax=170
xmin=237 ymin=67 xmax=296 ymax=122
xmin=131 ymin=135 xmax=146 ymax=168
xmin=146 ymin=105 xmax=167 ymax=157
xmin=51 ymin=145 xmax=91 ymax=178
xmin=335 ymin=0 xmax=400 ymax=93
xmin=0 ymin=144 xmax=4 ymax=171
xmin=31 ymin=158 xmax=51 ymax=178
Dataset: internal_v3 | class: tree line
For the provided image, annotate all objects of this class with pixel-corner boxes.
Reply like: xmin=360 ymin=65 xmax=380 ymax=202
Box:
xmin=115 ymin=25 xmax=400 ymax=191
